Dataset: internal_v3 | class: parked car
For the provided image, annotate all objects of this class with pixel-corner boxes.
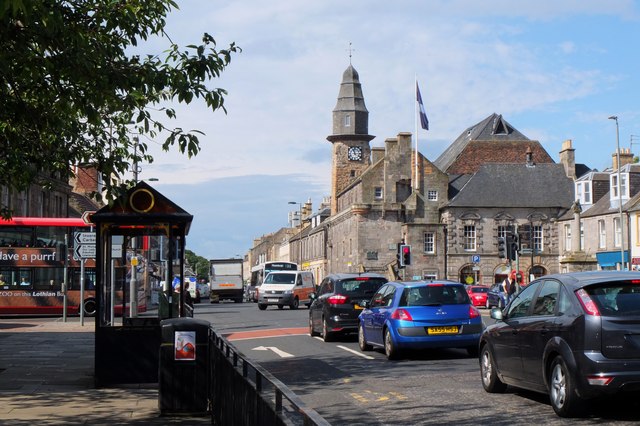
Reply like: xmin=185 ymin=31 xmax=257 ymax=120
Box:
xmin=486 ymin=282 xmax=507 ymax=309
xmin=466 ymin=285 xmax=489 ymax=308
xmin=479 ymin=271 xmax=640 ymax=418
xmin=309 ymin=273 xmax=388 ymax=342
xmin=358 ymin=280 xmax=482 ymax=360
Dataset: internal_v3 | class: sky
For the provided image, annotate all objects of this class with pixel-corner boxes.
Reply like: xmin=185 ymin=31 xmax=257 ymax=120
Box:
xmin=133 ymin=0 xmax=640 ymax=260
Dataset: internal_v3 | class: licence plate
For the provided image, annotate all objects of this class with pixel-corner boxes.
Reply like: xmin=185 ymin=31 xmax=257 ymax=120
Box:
xmin=427 ymin=326 xmax=459 ymax=335
xmin=268 ymin=298 xmax=278 ymax=302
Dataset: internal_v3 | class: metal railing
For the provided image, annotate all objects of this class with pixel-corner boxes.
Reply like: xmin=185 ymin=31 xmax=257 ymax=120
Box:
xmin=209 ymin=329 xmax=330 ymax=426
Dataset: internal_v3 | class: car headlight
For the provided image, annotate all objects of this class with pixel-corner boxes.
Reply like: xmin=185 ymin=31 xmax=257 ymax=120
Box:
xmin=284 ymin=290 xmax=292 ymax=295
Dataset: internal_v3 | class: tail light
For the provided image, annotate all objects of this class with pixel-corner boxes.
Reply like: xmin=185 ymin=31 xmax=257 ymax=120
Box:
xmin=391 ymin=308 xmax=413 ymax=321
xmin=587 ymin=375 xmax=614 ymax=386
xmin=469 ymin=306 xmax=480 ymax=319
xmin=327 ymin=294 xmax=347 ymax=305
xmin=576 ymin=289 xmax=600 ymax=316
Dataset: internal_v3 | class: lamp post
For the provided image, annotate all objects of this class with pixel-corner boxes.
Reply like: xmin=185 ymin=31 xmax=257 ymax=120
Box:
xmin=288 ymin=201 xmax=303 ymax=266
xmin=609 ymin=116 xmax=625 ymax=270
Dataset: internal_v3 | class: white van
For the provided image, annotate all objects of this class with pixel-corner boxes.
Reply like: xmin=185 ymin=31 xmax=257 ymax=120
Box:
xmin=257 ymin=270 xmax=315 ymax=310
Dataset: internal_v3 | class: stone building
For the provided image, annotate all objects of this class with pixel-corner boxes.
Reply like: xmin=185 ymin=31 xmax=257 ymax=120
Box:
xmin=324 ymin=65 xmax=449 ymax=279
xmin=558 ymin=149 xmax=639 ymax=272
xmin=437 ymin=122 xmax=584 ymax=285
xmin=0 ymin=164 xmax=102 ymax=218
xmin=246 ymin=66 xmax=595 ymax=285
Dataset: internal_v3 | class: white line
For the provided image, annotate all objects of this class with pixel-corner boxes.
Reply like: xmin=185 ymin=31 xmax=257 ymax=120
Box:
xmin=337 ymin=345 xmax=375 ymax=359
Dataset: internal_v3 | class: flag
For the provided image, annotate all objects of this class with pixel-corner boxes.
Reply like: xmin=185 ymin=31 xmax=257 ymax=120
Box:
xmin=416 ymin=82 xmax=429 ymax=130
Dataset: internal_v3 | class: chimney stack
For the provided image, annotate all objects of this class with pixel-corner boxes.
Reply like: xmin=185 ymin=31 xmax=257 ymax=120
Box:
xmin=559 ymin=140 xmax=576 ymax=179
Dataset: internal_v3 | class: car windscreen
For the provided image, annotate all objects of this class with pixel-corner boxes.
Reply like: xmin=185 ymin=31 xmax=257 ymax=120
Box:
xmin=401 ymin=284 xmax=470 ymax=306
xmin=336 ymin=278 xmax=386 ymax=297
xmin=470 ymin=287 xmax=488 ymax=293
xmin=584 ymin=281 xmax=640 ymax=316
xmin=264 ymin=273 xmax=296 ymax=284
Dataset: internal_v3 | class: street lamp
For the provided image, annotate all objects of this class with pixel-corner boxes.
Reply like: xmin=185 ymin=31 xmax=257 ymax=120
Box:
xmin=609 ymin=116 xmax=625 ymax=270
xmin=288 ymin=201 xmax=303 ymax=266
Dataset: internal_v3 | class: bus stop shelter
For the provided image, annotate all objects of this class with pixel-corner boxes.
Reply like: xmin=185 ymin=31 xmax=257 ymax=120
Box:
xmin=91 ymin=181 xmax=193 ymax=386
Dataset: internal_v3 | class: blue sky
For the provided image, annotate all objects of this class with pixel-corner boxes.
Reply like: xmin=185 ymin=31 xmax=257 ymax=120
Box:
xmin=136 ymin=0 xmax=640 ymax=260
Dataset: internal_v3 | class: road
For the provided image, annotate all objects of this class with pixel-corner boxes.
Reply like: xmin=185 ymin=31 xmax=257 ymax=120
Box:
xmin=193 ymin=301 xmax=640 ymax=425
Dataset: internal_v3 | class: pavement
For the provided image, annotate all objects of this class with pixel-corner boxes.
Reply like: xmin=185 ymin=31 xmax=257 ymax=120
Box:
xmin=0 ymin=317 xmax=211 ymax=425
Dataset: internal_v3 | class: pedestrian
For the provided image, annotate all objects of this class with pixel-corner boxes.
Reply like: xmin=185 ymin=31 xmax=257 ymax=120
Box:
xmin=501 ymin=271 xmax=518 ymax=305
xmin=184 ymin=281 xmax=194 ymax=310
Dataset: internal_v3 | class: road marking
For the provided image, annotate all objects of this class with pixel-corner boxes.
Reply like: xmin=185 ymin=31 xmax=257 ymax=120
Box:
xmin=224 ymin=327 xmax=308 ymax=341
xmin=350 ymin=390 xmax=407 ymax=404
xmin=337 ymin=345 xmax=374 ymax=359
xmin=252 ymin=346 xmax=294 ymax=358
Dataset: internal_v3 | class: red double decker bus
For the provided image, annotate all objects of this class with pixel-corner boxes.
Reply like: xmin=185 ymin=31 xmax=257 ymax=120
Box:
xmin=0 ymin=217 xmax=110 ymax=316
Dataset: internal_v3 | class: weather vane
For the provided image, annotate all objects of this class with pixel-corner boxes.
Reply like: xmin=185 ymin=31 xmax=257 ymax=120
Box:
xmin=347 ymin=42 xmax=354 ymax=64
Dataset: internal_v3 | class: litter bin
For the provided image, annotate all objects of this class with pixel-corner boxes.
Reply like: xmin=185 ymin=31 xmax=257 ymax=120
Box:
xmin=158 ymin=317 xmax=210 ymax=415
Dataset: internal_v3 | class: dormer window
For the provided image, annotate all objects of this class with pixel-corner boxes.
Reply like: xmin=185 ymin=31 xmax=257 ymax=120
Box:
xmin=611 ymin=173 xmax=628 ymax=199
xmin=575 ymin=181 xmax=592 ymax=205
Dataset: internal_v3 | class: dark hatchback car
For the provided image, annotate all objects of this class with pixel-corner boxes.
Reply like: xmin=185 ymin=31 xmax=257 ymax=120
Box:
xmin=479 ymin=271 xmax=640 ymax=418
xmin=309 ymin=273 xmax=388 ymax=342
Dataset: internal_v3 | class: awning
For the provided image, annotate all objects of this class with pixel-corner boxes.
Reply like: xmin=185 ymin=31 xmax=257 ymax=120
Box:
xmin=596 ymin=251 xmax=629 ymax=267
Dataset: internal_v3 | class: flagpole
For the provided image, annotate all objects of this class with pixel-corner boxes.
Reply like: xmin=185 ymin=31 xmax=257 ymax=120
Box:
xmin=414 ymin=75 xmax=419 ymax=190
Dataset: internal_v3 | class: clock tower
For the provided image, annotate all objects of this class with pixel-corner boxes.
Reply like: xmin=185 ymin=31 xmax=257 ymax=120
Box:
xmin=327 ymin=64 xmax=375 ymax=215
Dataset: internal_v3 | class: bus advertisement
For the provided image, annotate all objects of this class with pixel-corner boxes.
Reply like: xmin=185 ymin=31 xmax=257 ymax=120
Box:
xmin=0 ymin=217 xmax=147 ymax=316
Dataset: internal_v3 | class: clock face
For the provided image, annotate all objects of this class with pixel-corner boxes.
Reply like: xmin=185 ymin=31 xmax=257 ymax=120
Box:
xmin=347 ymin=146 xmax=362 ymax=161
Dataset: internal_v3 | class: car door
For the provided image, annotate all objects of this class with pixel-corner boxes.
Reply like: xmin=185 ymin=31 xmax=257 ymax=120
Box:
xmin=364 ymin=284 xmax=394 ymax=345
xmin=491 ymin=281 xmax=540 ymax=382
xmin=311 ymin=278 xmax=332 ymax=329
xmin=518 ymin=280 xmax=561 ymax=391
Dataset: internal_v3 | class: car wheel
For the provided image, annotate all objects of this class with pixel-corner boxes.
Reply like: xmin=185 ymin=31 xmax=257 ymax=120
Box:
xmin=384 ymin=328 xmax=399 ymax=360
xmin=309 ymin=315 xmax=319 ymax=337
xmin=358 ymin=323 xmax=372 ymax=351
xmin=258 ymin=304 xmax=267 ymax=311
xmin=480 ymin=344 xmax=507 ymax=393
xmin=290 ymin=298 xmax=299 ymax=310
xmin=321 ymin=318 xmax=333 ymax=342
xmin=549 ymin=356 xmax=585 ymax=417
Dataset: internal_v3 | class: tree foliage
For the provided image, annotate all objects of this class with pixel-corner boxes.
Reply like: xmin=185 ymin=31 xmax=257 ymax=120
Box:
xmin=0 ymin=0 xmax=239 ymax=215
xmin=185 ymin=249 xmax=209 ymax=281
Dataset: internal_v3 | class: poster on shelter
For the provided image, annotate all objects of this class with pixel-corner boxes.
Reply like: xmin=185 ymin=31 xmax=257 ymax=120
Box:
xmin=174 ymin=331 xmax=196 ymax=361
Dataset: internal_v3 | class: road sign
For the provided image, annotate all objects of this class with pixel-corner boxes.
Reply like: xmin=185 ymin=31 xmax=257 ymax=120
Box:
xmin=74 ymin=232 xmax=95 ymax=245
xmin=81 ymin=210 xmax=96 ymax=225
xmin=74 ymin=244 xmax=96 ymax=260
xmin=471 ymin=255 xmax=480 ymax=263
xmin=73 ymin=231 xmax=96 ymax=260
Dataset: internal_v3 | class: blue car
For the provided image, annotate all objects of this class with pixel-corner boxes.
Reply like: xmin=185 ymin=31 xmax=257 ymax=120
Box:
xmin=486 ymin=282 xmax=508 ymax=309
xmin=358 ymin=280 xmax=483 ymax=360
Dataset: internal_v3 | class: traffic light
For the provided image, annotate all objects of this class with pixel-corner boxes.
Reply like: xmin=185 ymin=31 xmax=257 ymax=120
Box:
xmin=497 ymin=237 xmax=506 ymax=259
xmin=397 ymin=243 xmax=404 ymax=268
xmin=401 ymin=244 xmax=411 ymax=266
xmin=505 ymin=233 xmax=518 ymax=261
xmin=510 ymin=234 xmax=520 ymax=261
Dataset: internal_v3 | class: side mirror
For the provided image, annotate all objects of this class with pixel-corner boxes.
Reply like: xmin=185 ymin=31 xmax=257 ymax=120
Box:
xmin=490 ymin=307 xmax=503 ymax=321
xmin=309 ymin=292 xmax=317 ymax=300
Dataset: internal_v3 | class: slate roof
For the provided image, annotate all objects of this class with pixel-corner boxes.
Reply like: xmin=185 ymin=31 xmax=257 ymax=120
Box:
xmin=434 ymin=113 xmax=554 ymax=175
xmin=446 ymin=163 xmax=574 ymax=208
